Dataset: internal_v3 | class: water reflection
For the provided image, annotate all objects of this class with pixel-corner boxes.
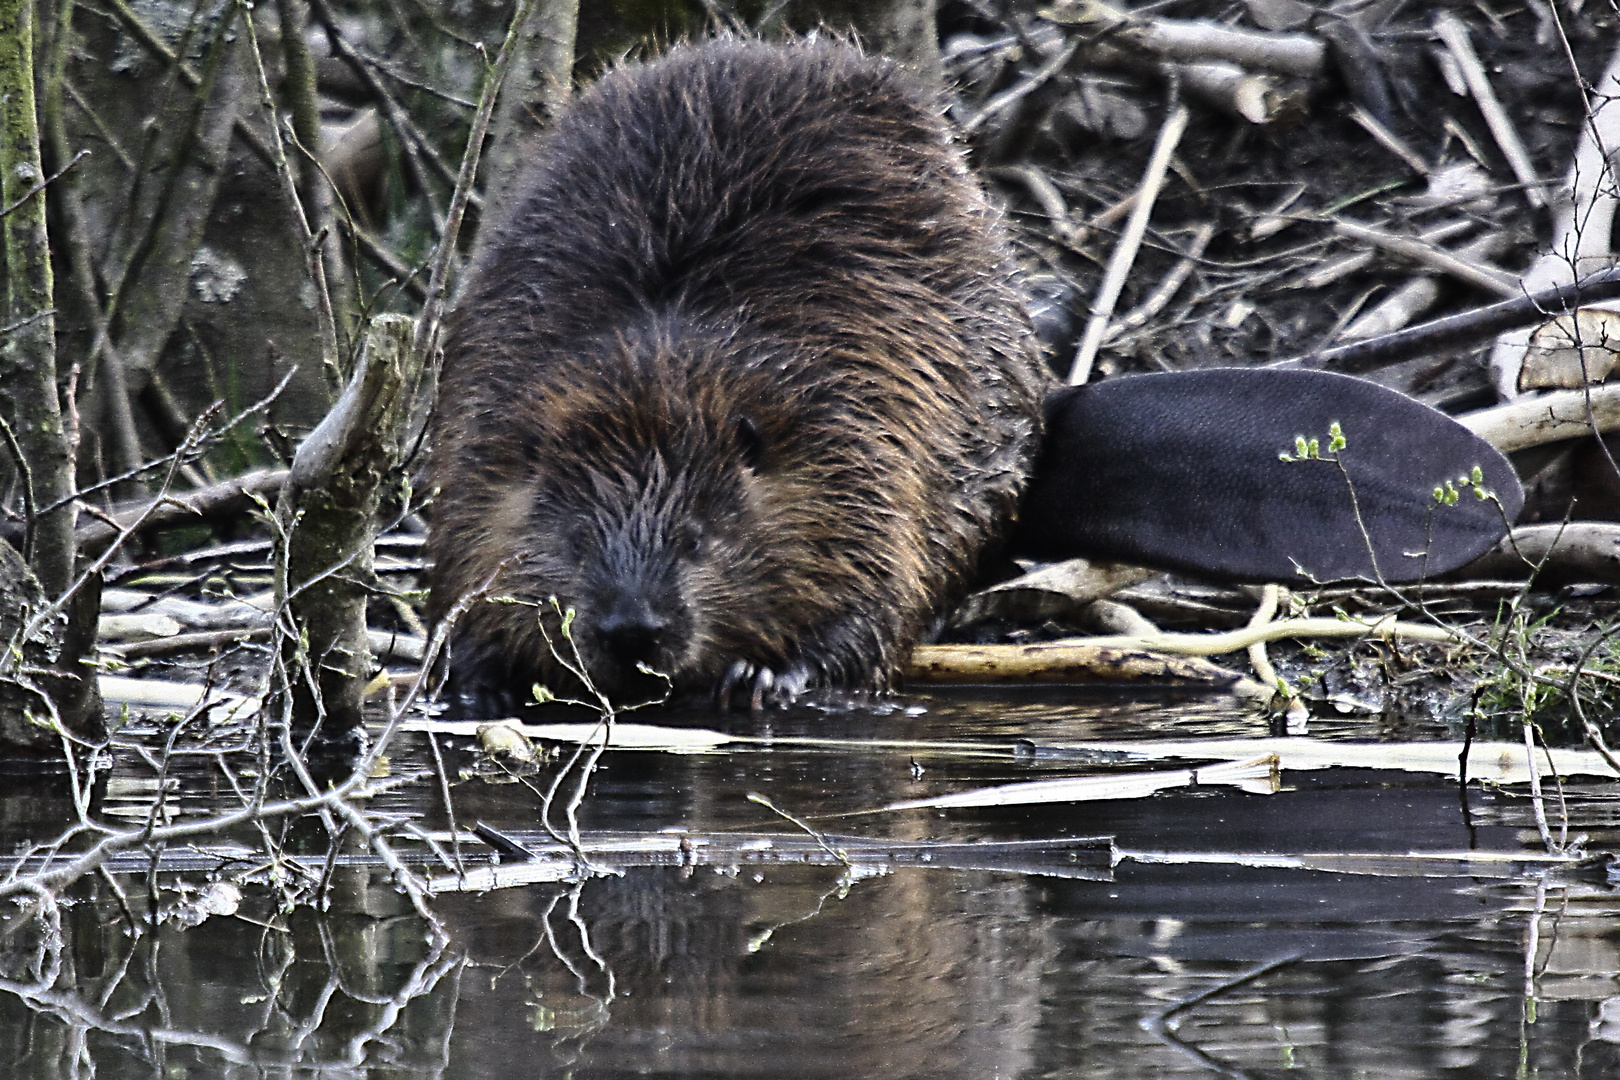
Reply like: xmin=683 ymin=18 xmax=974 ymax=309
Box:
xmin=0 ymin=689 xmax=1617 ymax=1078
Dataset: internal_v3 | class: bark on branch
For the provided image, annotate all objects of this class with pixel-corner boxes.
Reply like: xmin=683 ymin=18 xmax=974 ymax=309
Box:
xmin=274 ymin=314 xmax=421 ymax=735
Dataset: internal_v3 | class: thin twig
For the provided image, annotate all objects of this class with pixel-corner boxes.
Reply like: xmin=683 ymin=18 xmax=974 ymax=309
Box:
xmin=746 ymin=792 xmax=851 ymax=867
xmin=100 ymin=0 xmax=277 ymax=169
xmin=961 ymin=40 xmax=1078 ymax=136
xmin=306 ymin=0 xmax=460 ymax=224
xmin=1521 ymin=719 xmax=1556 ymax=852
xmin=1107 ymin=220 xmax=1216 ymax=339
xmin=30 ymin=367 xmax=296 ymax=521
xmin=0 ymin=309 xmax=56 ymax=337
xmin=1244 ymin=583 xmax=1283 ymax=693
xmin=13 ymin=407 xmax=222 ymax=657
xmin=0 ymin=414 xmax=38 ymax=560
xmin=426 ymin=733 xmax=465 ymax=878
xmin=0 ymin=148 xmax=87 ymax=218
xmin=240 ymin=4 xmax=341 ymax=383
xmin=1331 ymin=219 xmax=1518 ymax=297
xmin=1347 ymin=104 xmax=1430 ymax=177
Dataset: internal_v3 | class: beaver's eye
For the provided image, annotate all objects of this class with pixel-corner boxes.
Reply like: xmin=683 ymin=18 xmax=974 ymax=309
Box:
xmin=735 ymin=415 xmax=765 ymax=472
xmin=560 ymin=527 xmax=587 ymax=560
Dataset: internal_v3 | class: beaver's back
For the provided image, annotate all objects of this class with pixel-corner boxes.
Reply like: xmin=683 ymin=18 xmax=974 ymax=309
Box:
xmin=429 ymin=38 xmax=1047 ymax=712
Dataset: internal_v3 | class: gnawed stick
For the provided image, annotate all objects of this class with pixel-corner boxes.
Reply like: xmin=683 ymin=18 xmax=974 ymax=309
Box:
xmin=911 ymin=615 xmax=1463 ymax=690
xmin=1276 ymin=265 xmax=1620 ymax=375
xmin=906 ymin=642 xmax=1253 ymax=687
xmin=1041 ymin=0 xmax=1327 ymax=77
xmin=1459 ymin=380 xmax=1620 ymax=452
xmin=1488 ymin=41 xmax=1620 ymax=396
xmin=1338 ymin=233 xmax=1509 ymax=341
xmin=1331 ymin=219 xmax=1517 ymax=297
xmin=1465 ymin=523 xmax=1620 ymax=584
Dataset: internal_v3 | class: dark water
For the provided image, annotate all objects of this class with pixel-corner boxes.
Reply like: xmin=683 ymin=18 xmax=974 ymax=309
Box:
xmin=3 ymin=687 xmax=1617 ymax=1078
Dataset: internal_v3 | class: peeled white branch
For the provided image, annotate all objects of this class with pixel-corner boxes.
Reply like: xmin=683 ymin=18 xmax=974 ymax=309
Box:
xmin=1339 ymin=233 xmax=1509 ymax=341
xmin=1466 ymin=523 xmax=1620 ymax=584
xmin=1179 ymin=61 xmax=1293 ymax=124
xmin=1490 ymin=42 xmax=1620 ymax=397
xmin=1459 ymin=380 xmax=1620 ymax=452
xmin=1042 ymin=0 xmax=1326 ymax=77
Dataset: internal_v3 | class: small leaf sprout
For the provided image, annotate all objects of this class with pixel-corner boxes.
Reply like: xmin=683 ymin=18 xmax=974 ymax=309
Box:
xmin=1433 ymin=464 xmax=1495 ymax=507
xmin=1278 ymin=421 xmax=1344 ymax=463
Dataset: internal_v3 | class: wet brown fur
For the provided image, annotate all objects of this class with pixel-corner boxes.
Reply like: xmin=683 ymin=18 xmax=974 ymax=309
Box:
xmin=426 ymin=38 xmax=1047 ymax=712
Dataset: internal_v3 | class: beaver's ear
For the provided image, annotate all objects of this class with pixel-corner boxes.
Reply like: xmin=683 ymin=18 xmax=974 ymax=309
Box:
xmin=733 ymin=414 xmax=766 ymax=473
xmin=1010 ymin=368 xmax=1523 ymax=584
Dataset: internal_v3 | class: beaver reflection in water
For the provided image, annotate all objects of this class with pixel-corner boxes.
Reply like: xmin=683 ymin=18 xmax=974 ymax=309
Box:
xmin=426 ymin=38 xmax=1049 ymax=714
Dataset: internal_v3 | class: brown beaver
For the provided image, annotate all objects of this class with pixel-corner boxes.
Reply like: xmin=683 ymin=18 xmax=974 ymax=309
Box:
xmin=426 ymin=37 xmax=1048 ymax=714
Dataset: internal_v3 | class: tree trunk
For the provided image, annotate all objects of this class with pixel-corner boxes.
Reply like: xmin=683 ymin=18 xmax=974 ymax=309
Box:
xmin=0 ymin=0 xmax=100 ymax=748
xmin=482 ymin=0 xmax=579 ymax=211
xmin=771 ymin=0 xmax=942 ymax=85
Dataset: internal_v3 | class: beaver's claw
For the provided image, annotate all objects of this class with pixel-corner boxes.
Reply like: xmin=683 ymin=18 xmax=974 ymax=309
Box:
xmin=716 ymin=659 xmax=811 ymax=711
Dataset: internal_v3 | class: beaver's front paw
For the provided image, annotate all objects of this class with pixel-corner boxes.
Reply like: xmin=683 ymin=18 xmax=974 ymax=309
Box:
xmin=715 ymin=659 xmax=812 ymax=711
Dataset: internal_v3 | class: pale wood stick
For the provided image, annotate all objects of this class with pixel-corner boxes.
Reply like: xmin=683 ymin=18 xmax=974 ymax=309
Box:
xmin=1067 ymin=104 xmax=1189 ymax=385
xmin=1107 ymin=221 xmax=1216 ymax=339
xmin=1044 ymin=1 xmax=1326 ymax=77
xmin=1467 ymin=523 xmax=1620 ymax=584
xmin=1299 ymin=219 xmax=1473 ymax=290
xmin=1459 ymin=381 xmax=1620 ymax=452
xmin=905 ymin=642 xmax=1249 ymax=686
xmin=1348 ymin=104 xmax=1430 ymax=176
xmin=1339 ymin=233 xmax=1508 ymax=341
xmin=1433 ymin=13 xmax=1549 ymax=209
xmin=1332 ymin=219 xmax=1518 ymax=297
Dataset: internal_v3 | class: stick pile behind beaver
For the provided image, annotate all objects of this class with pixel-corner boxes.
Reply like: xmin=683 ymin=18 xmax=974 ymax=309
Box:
xmin=427 ymin=38 xmax=1049 ymax=713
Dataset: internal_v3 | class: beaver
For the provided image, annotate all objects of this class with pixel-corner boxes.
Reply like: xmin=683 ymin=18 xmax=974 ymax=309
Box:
xmin=426 ymin=38 xmax=1049 ymax=714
